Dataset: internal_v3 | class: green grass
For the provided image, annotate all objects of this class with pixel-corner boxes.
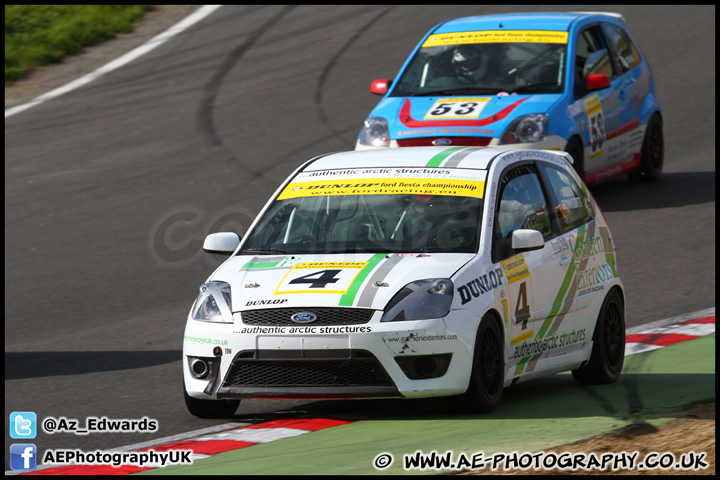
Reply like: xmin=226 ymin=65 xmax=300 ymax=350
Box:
xmin=5 ymin=5 xmax=153 ymax=85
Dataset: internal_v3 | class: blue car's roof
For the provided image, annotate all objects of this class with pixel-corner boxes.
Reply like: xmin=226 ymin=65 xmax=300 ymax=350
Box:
xmin=433 ymin=12 xmax=623 ymax=34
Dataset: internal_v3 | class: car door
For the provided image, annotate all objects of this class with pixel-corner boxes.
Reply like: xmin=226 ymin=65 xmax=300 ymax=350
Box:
xmin=571 ymin=25 xmax=616 ymax=172
xmin=491 ymin=163 xmax=572 ymax=373
xmin=600 ymin=21 xmax=647 ymax=165
xmin=536 ymin=161 xmax=599 ymax=337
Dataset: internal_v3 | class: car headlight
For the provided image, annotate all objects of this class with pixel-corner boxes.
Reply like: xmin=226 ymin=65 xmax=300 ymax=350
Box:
xmin=381 ymin=279 xmax=454 ymax=322
xmin=358 ymin=117 xmax=390 ymax=147
xmin=499 ymin=114 xmax=548 ymax=144
xmin=190 ymin=281 xmax=233 ymax=323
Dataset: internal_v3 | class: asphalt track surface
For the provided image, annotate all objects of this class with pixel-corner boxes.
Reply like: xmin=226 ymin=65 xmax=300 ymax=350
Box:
xmin=4 ymin=4 xmax=715 ymax=471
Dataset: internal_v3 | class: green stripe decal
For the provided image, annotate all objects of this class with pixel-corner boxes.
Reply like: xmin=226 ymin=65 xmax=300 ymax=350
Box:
xmin=241 ymin=261 xmax=281 ymax=269
xmin=425 ymin=146 xmax=469 ymax=168
xmin=514 ymin=224 xmax=589 ymax=376
xmin=339 ymin=253 xmax=387 ymax=306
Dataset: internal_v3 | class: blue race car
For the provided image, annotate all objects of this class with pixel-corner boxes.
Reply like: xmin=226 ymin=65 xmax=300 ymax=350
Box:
xmin=356 ymin=12 xmax=663 ymax=185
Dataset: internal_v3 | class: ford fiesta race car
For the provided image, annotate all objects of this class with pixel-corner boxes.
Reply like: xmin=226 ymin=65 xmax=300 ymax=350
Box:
xmin=356 ymin=12 xmax=663 ymax=185
xmin=183 ymin=146 xmax=625 ymax=418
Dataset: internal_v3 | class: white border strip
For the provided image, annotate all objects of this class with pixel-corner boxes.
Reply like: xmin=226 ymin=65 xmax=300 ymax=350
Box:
xmin=5 ymin=5 xmax=223 ymax=119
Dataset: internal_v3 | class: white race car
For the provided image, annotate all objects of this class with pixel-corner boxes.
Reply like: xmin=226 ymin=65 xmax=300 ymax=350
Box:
xmin=183 ymin=146 xmax=625 ymax=418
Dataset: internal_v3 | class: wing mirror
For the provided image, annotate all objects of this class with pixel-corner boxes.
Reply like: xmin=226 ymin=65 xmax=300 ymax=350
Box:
xmin=511 ymin=229 xmax=544 ymax=252
xmin=586 ymin=74 xmax=611 ymax=92
xmin=370 ymin=79 xmax=392 ymax=95
xmin=203 ymin=232 xmax=241 ymax=255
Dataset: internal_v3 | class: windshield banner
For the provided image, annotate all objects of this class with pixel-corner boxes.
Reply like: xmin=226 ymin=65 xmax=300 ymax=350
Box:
xmin=278 ymin=177 xmax=485 ymax=200
xmin=422 ymin=30 xmax=569 ymax=47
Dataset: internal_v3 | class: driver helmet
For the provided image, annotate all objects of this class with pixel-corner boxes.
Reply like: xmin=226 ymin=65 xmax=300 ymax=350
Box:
xmin=452 ymin=45 xmax=484 ymax=77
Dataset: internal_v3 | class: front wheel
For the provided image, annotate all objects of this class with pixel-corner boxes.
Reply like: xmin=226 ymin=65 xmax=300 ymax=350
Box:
xmin=454 ymin=316 xmax=504 ymax=412
xmin=572 ymin=289 xmax=625 ymax=384
xmin=184 ymin=381 xmax=240 ymax=418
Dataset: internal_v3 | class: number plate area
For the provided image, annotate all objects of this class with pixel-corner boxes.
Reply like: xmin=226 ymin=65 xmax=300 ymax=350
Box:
xmin=424 ymin=97 xmax=491 ymax=120
xmin=256 ymin=335 xmax=351 ymax=356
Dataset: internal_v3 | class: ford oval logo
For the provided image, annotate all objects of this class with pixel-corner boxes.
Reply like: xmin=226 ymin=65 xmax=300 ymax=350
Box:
xmin=291 ymin=312 xmax=317 ymax=324
xmin=432 ymin=138 xmax=453 ymax=146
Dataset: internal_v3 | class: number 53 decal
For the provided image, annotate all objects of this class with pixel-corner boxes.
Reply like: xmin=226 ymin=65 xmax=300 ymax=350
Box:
xmin=275 ymin=262 xmax=367 ymax=295
xmin=424 ymin=97 xmax=490 ymax=119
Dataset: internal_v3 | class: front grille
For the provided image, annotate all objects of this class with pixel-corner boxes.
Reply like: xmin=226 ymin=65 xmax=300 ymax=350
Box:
xmin=241 ymin=307 xmax=374 ymax=326
xmin=397 ymin=137 xmax=492 ymax=147
xmin=223 ymin=350 xmax=393 ymax=387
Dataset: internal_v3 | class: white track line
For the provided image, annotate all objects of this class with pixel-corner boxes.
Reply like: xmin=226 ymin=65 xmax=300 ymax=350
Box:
xmin=5 ymin=5 xmax=223 ymax=119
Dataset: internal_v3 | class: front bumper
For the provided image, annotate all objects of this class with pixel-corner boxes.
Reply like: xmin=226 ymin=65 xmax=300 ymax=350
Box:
xmin=183 ymin=307 xmax=477 ymax=400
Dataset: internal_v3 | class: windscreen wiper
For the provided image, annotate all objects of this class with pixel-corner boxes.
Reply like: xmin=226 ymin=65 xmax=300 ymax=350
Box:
xmin=238 ymin=247 xmax=292 ymax=255
xmin=510 ymin=83 xmax=561 ymax=94
xmin=409 ymin=87 xmax=502 ymax=96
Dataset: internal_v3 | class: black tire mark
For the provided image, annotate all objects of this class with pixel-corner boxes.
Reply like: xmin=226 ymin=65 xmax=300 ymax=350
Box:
xmin=314 ymin=6 xmax=395 ymax=144
xmin=196 ymin=5 xmax=296 ymax=171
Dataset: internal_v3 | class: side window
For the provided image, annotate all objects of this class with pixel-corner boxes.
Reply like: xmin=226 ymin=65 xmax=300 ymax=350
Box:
xmin=494 ymin=165 xmax=552 ymax=260
xmin=538 ymin=163 xmax=594 ymax=233
xmin=603 ymin=24 xmax=641 ymax=73
xmin=574 ymin=26 xmax=612 ymax=99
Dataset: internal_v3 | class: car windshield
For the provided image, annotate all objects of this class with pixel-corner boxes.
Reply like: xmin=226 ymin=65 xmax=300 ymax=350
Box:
xmin=239 ymin=193 xmax=483 ymax=255
xmin=391 ymin=35 xmax=567 ymax=96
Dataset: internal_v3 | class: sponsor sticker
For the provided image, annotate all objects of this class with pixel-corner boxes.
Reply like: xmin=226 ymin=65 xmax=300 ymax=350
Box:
xmin=501 ymin=255 xmax=536 ymax=345
xmin=275 ymin=262 xmax=367 ymax=295
xmin=278 ymin=178 xmax=484 ymax=200
xmin=422 ymin=30 xmax=569 ymax=47
xmin=583 ymin=94 xmax=606 ymax=160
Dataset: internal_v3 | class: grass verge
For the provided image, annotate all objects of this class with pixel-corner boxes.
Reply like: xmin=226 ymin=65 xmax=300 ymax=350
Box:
xmin=5 ymin=5 xmax=153 ymax=85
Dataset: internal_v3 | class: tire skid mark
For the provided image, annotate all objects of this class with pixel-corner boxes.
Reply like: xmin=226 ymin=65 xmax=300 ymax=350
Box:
xmin=314 ymin=6 xmax=395 ymax=139
xmin=195 ymin=5 xmax=296 ymax=166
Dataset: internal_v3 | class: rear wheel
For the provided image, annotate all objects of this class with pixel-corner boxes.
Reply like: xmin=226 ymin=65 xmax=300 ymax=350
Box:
xmin=629 ymin=113 xmax=663 ymax=182
xmin=184 ymin=381 xmax=240 ymax=418
xmin=572 ymin=289 xmax=625 ymax=384
xmin=455 ymin=316 xmax=504 ymax=412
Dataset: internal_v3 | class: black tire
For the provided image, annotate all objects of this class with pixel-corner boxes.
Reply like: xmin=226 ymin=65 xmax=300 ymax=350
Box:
xmin=629 ymin=113 xmax=663 ymax=182
xmin=184 ymin=381 xmax=240 ymax=419
xmin=564 ymin=137 xmax=585 ymax=179
xmin=455 ymin=316 xmax=504 ymax=412
xmin=572 ymin=289 xmax=625 ymax=385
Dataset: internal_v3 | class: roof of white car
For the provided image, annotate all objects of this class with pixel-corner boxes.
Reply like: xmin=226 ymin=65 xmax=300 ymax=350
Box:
xmin=303 ymin=146 xmax=565 ymax=172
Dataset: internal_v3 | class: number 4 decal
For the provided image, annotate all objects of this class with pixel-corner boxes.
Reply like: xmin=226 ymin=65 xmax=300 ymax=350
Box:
xmin=289 ymin=269 xmax=341 ymax=289
xmin=275 ymin=262 xmax=367 ymax=295
xmin=500 ymin=254 xmax=535 ymax=345
xmin=514 ymin=281 xmax=531 ymax=330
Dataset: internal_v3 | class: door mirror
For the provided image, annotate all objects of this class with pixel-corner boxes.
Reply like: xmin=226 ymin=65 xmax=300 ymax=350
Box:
xmin=370 ymin=79 xmax=392 ymax=95
xmin=511 ymin=229 xmax=544 ymax=252
xmin=203 ymin=232 xmax=241 ymax=255
xmin=586 ymin=74 xmax=611 ymax=92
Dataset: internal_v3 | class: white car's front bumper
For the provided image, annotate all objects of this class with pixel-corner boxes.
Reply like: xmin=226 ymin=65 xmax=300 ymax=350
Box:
xmin=183 ymin=307 xmax=479 ymax=401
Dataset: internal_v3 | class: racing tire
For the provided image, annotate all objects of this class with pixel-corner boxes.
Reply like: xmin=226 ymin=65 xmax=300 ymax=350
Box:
xmin=183 ymin=381 xmax=240 ymax=419
xmin=455 ymin=315 xmax=504 ymax=413
xmin=572 ymin=289 xmax=625 ymax=385
xmin=628 ymin=113 xmax=663 ymax=183
xmin=564 ymin=137 xmax=584 ymax=180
